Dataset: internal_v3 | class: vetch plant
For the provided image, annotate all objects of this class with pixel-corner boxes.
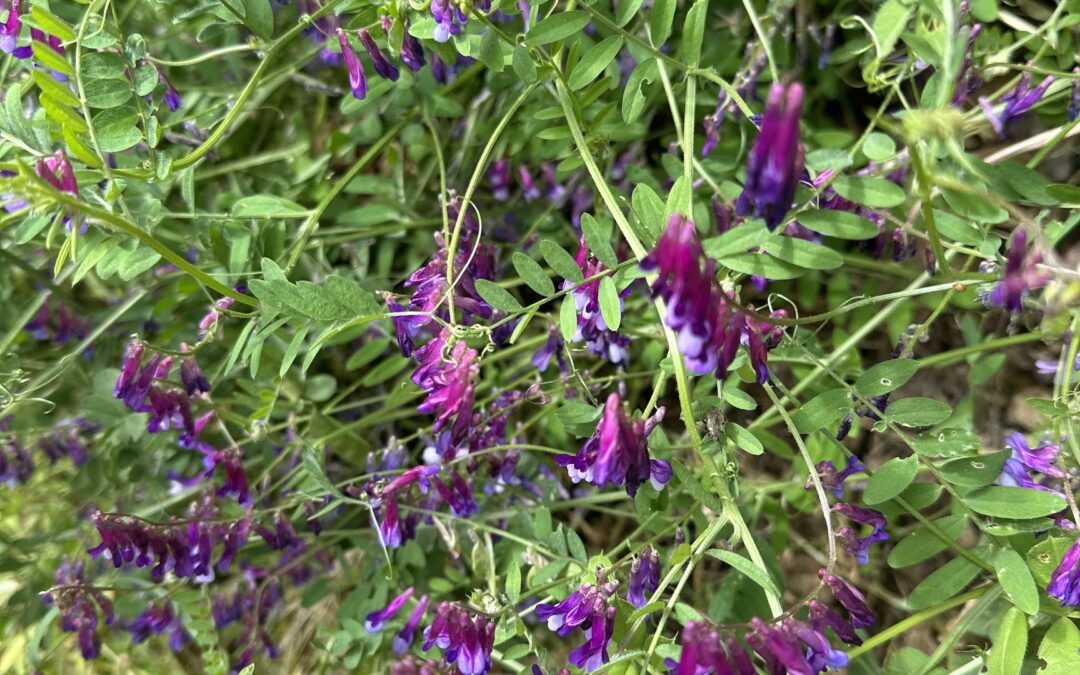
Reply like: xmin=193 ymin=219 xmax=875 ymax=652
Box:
xmin=1 ymin=0 xmax=1079 ymax=674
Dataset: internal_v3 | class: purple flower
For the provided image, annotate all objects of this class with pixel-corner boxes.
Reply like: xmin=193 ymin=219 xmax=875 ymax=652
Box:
xmin=36 ymin=151 xmax=83 ymax=232
xmin=560 ymin=238 xmax=630 ymax=365
xmin=735 ymin=82 xmax=805 ymax=229
xmin=987 ymin=229 xmax=1050 ymax=312
xmin=433 ymin=469 xmax=479 ymax=516
xmin=642 ymin=214 xmax=786 ymax=381
xmin=179 ymin=348 xmax=210 ymax=395
xmin=1070 ymin=69 xmax=1080 ymax=122
xmin=48 ymin=585 xmax=114 ymax=661
xmin=819 ymin=570 xmax=874 ymax=629
xmin=808 ymin=599 xmax=861 ymax=646
xmin=367 ymin=587 xmax=415 ymax=632
xmin=337 ymin=28 xmax=367 ymax=99
xmin=808 ymin=456 xmax=865 ymax=499
xmin=87 ymin=511 xmax=251 ymax=582
xmin=518 ymin=165 xmax=541 ymax=202
xmin=536 ymin=576 xmax=618 ymax=671
xmin=205 ymin=446 xmax=251 ymax=505
xmin=531 ymin=325 xmax=566 ymax=373
xmin=378 ymin=465 xmax=441 ymax=548
xmin=1 ymin=0 xmax=24 ymax=55
xmin=413 ymin=331 xmax=480 ymax=451
xmin=128 ymin=601 xmax=190 ymax=652
xmin=555 ymin=393 xmax=670 ymax=497
xmin=627 ymin=546 xmax=660 ymax=609
xmin=401 ymin=31 xmax=426 ymax=71
xmin=422 ymin=602 xmax=495 ymax=675
xmin=395 ymin=594 xmax=430 ymax=653
xmin=979 ymin=72 xmax=1055 ymax=138
xmin=744 ymin=617 xmax=819 ymax=675
xmin=359 ymin=28 xmax=399 ymax=81
xmin=489 ymin=159 xmax=511 ymax=201
xmin=672 ymin=620 xmax=751 ymax=674
xmin=834 ymin=503 xmax=889 ymax=564
xmin=1049 ymin=538 xmax=1080 ymax=606
xmin=432 ymin=0 xmax=467 ymax=43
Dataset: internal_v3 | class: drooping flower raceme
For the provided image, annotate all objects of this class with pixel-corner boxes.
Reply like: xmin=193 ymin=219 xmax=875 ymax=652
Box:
xmin=627 ymin=547 xmax=660 ymax=609
xmin=536 ymin=573 xmax=619 ymax=671
xmin=422 ymin=602 xmax=495 ymax=675
xmin=555 ymin=393 xmax=670 ymax=497
xmin=641 ymin=213 xmax=785 ymax=382
xmin=735 ymin=82 xmax=805 ymax=230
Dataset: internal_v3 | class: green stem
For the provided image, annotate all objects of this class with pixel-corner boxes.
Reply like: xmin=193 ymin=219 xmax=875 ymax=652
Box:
xmin=30 ymin=180 xmax=256 ymax=306
xmin=846 ymin=585 xmax=992 ymax=659
xmin=917 ymin=332 xmax=1044 ymax=368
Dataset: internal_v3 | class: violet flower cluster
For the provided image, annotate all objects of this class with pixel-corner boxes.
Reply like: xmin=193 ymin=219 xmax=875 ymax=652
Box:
xmin=641 ymin=213 xmax=786 ymax=382
xmin=422 ymin=602 xmax=495 ymax=675
xmin=735 ymin=82 xmax=805 ymax=230
xmin=984 ymin=228 xmax=1051 ymax=313
xmin=673 ymin=570 xmax=872 ymax=673
xmin=555 ymin=393 xmax=671 ymax=497
xmin=87 ymin=509 xmax=251 ymax=582
xmin=536 ymin=571 xmax=619 ymax=671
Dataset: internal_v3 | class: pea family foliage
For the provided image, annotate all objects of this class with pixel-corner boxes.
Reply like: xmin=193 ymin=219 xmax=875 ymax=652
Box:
xmin=1 ymin=0 xmax=1080 ymax=672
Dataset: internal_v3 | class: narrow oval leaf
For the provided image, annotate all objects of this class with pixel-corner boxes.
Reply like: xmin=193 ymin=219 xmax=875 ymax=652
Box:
xmin=541 ymin=239 xmax=585 ymax=283
xmin=864 ymin=456 xmax=919 ymax=505
xmin=884 ymin=397 xmax=952 ymax=427
xmin=796 ymin=210 xmax=880 ymax=240
xmin=726 ymin=422 xmax=764 ymax=455
xmin=597 ymin=277 xmax=621 ymax=332
xmin=512 ymin=252 xmax=555 ymax=296
xmin=568 ymin=36 xmax=623 ymax=91
xmin=964 ymin=486 xmax=1067 ymax=519
xmin=987 ymin=607 xmax=1027 ymax=675
xmin=760 ymin=234 xmax=844 ymax=270
xmin=1038 ymin=617 xmax=1080 ymax=675
xmin=559 ymin=294 xmax=578 ymax=342
xmin=994 ymin=549 xmax=1039 ymax=615
xmin=474 ymin=279 xmax=522 ymax=312
xmin=908 ymin=556 xmax=981 ymax=609
xmin=831 ymin=175 xmax=906 ymax=208
xmin=888 ymin=514 xmax=968 ymax=568
xmin=581 ymin=214 xmax=619 ymax=268
xmin=525 ymin=11 xmax=590 ymax=47
xmin=855 ymin=359 xmax=919 ymax=397
xmin=705 ymin=549 xmax=782 ymax=599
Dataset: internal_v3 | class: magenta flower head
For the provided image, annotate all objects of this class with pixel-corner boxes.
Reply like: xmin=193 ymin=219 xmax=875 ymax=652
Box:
xmin=179 ymin=346 xmax=210 ymax=395
xmin=808 ymin=456 xmax=865 ymax=499
xmin=431 ymin=0 xmax=466 ymax=43
xmin=627 ymin=546 xmax=660 ymax=609
xmin=745 ymin=616 xmax=848 ymax=674
xmin=366 ymin=587 xmax=415 ymax=632
xmin=401 ymin=31 xmax=426 ymax=71
xmin=336 ymin=28 xmax=366 ymax=99
xmin=422 ymin=602 xmax=495 ymax=675
xmin=358 ymin=28 xmax=399 ymax=82
xmin=489 ymin=159 xmax=511 ymax=201
xmin=378 ymin=464 xmax=441 ymax=548
xmin=555 ymin=393 xmax=670 ymax=497
xmin=987 ymin=229 xmax=1051 ymax=313
xmin=517 ymin=165 xmax=540 ymax=202
xmin=735 ymin=82 xmax=805 ymax=230
xmin=413 ymin=332 xmax=480 ymax=451
xmin=128 ymin=601 xmax=189 ymax=652
xmin=979 ymin=72 xmax=1055 ymax=138
xmin=536 ymin=573 xmax=619 ymax=671
xmin=0 ymin=0 xmax=24 ymax=55
xmin=641 ymin=214 xmax=743 ymax=378
xmin=819 ymin=569 xmax=874 ymax=629
xmin=808 ymin=599 xmax=861 ymax=646
xmin=49 ymin=585 xmax=114 ymax=661
xmin=833 ymin=503 xmax=889 ymax=564
xmin=36 ymin=151 xmax=84 ymax=232
xmin=395 ymin=594 xmax=430 ymax=653
xmin=1049 ymin=538 xmax=1080 ymax=606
